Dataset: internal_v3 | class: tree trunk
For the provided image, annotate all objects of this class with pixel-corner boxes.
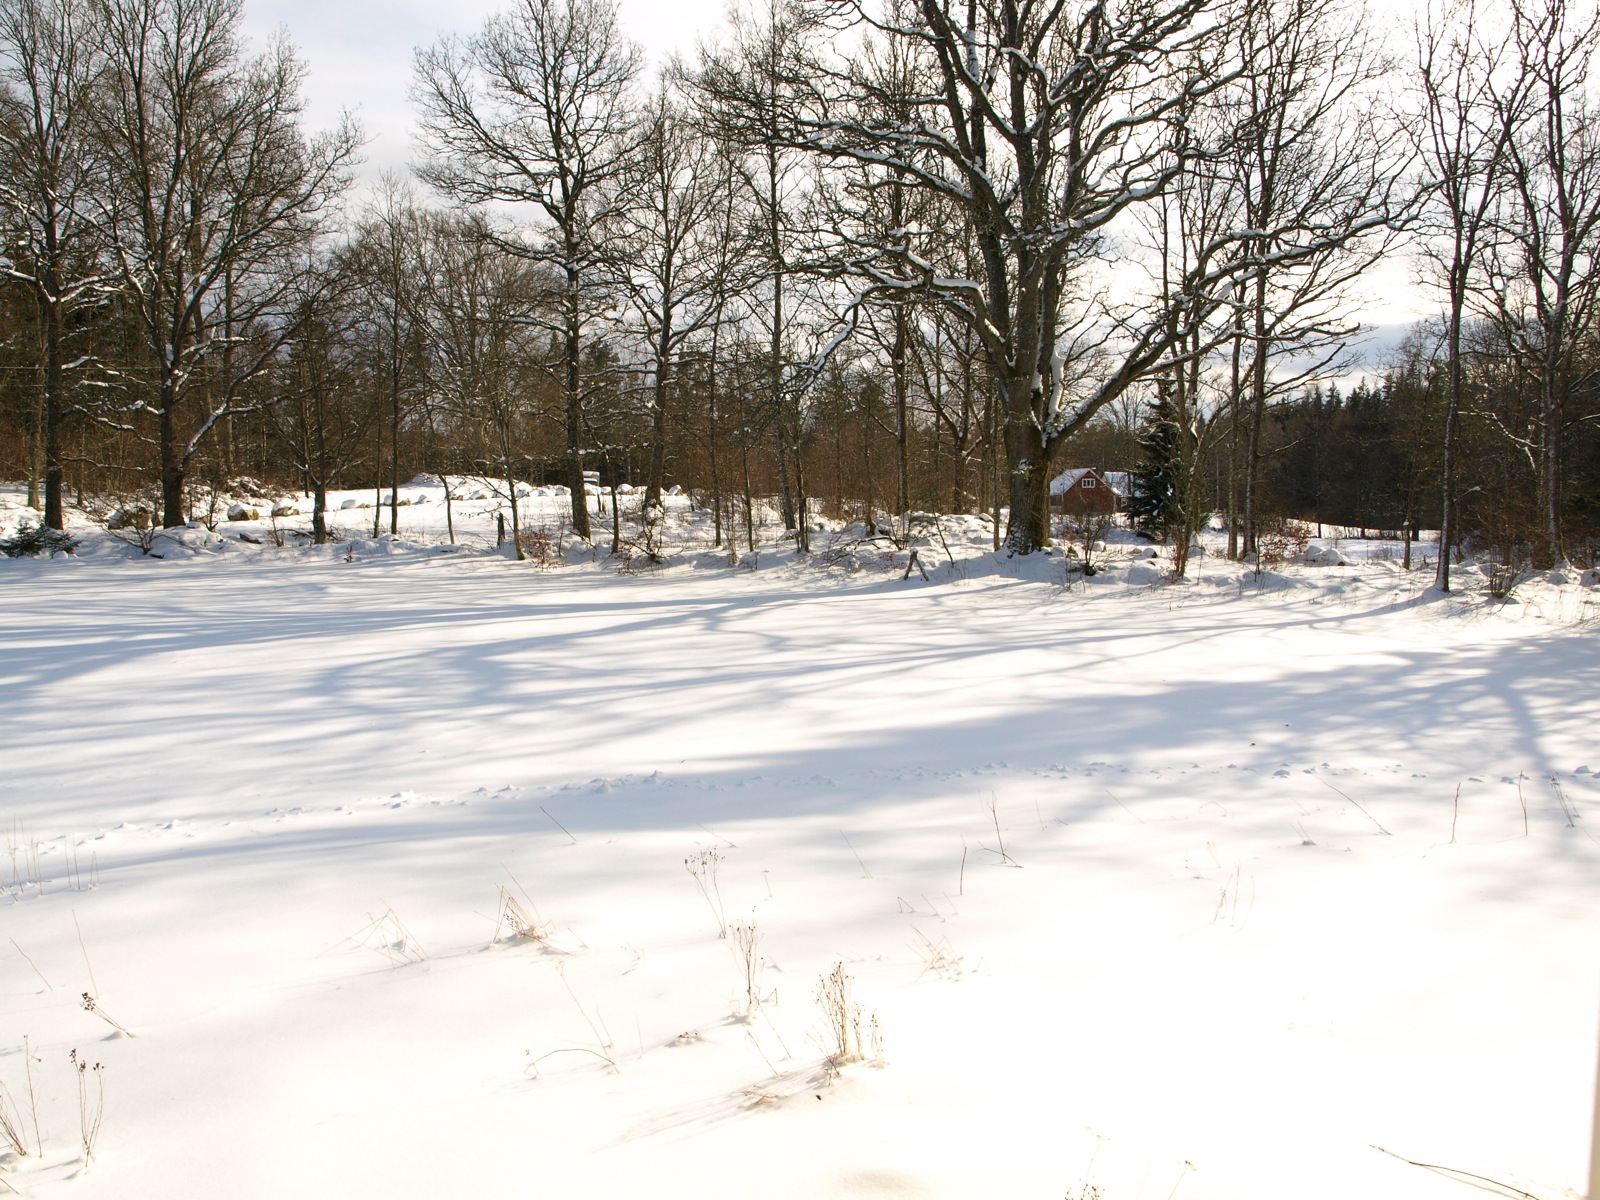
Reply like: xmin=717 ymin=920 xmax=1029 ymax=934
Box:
xmin=645 ymin=315 xmax=672 ymax=510
xmin=390 ymin=336 xmax=401 ymax=538
xmin=893 ymin=303 xmax=910 ymax=529
xmin=505 ymin=479 xmax=525 ymax=560
xmin=42 ymin=298 xmax=65 ymax=530
xmin=1435 ymin=286 xmax=1463 ymax=593
xmin=793 ymin=436 xmax=810 ymax=552
xmin=312 ymin=481 xmax=328 ymax=545
xmin=741 ymin=444 xmax=755 ymax=553
xmin=564 ymin=276 xmax=591 ymax=540
xmin=372 ymin=422 xmax=383 ymax=538
xmin=26 ymin=369 xmax=42 ymax=513
xmin=1542 ymin=368 xmax=1564 ymax=570
xmin=1243 ymin=273 xmax=1270 ymax=557
xmin=1002 ymin=379 xmax=1051 ymax=555
xmin=774 ymin=419 xmax=796 ymax=531
xmin=159 ymin=373 xmax=186 ymax=528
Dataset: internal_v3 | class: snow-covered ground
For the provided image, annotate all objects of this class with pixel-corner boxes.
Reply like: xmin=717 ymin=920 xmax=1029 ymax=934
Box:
xmin=2 ymin=482 xmax=1598 ymax=1199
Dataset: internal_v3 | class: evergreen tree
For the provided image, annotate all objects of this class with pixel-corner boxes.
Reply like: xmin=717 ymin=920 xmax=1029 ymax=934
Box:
xmin=1127 ymin=383 xmax=1180 ymax=540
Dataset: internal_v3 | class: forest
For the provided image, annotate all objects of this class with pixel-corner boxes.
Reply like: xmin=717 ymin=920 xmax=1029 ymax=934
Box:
xmin=2 ymin=0 xmax=1598 ymax=586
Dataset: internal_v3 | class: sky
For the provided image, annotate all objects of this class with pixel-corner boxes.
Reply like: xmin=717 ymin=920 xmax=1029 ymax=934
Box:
xmin=240 ymin=0 xmax=732 ymax=180
xmin=237 ymin=0 xmax=1431 ymax=362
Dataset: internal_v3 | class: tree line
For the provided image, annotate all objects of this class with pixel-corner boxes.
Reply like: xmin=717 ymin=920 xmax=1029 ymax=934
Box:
xmin=1 ymin=0 xmax=1596 ymax=581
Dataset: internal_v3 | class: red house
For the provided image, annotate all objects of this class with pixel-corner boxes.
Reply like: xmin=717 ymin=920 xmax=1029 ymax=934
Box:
xmin=1049 ymin=468 xmax=1128 ymax=516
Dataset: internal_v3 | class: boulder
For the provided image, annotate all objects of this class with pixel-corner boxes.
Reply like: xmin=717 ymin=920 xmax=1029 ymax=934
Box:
xmin=226 ymin=503 xmax=260 ymax=522
xmin=1302 ymin=542 xmax=1350 ymax=566
xmin=107 ymin=506 xmax=152 ymax=531
xmin=1126 ymin=562 xmax=1164 ymax=586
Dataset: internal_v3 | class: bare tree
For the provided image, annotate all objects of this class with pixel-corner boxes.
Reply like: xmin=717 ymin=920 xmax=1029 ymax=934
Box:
xmin=1213 ymin=0 xmax=1404 ymax=558
xmin=91 ymin=0 xmax=359 ymax=527
xmin=0 ymin=0 xmax=107 ymax=529
xmin=265 ymin=256 xmax=381 ymax=544
xmin=1482 ymin=0 xmax=1600 ymax=569
xmin=413 ymin=0 xmax=643 ymax=543
xmin=411 ymin=212 xmax=545 ymax=559
xmin=691 ymin=0 xmax=830 ymax=552
xmin=616 ymin=84 xmax=739 ymax=516
xmin=734 ymin=0 xmax=1229 ymax=553
xmin=1143 ymin=150 xmax=1240 ymax=578
xmin=1412 ymin=0 xmax=1532 ymax=590
xmin=347 ymin=176 xmax=425 ymax=538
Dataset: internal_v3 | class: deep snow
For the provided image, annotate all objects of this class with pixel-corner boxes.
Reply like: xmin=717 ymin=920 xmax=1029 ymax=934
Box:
xmin=1 ymin=483 xmax=1598 ymax=1199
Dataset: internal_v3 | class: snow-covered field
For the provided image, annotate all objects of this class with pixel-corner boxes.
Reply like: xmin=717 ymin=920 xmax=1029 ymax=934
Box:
xmin=2 ymin=482 xmax=1599 ymax=1199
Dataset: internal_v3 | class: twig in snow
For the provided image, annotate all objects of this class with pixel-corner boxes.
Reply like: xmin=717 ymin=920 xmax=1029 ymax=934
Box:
xmin=1105 ymin=788 xmax=1145 ymax=824
xmin=1552 ymin=776 xmax=1576 ymax=828
xmin=540 ymin=805 xmax=577 ymax=844
xmin=1451 ymin=783 xmax=1461 ymax=844
xmin=1370 ymin=1144 xmax=1543 ymax=1199
xmin=840 ymin=831 xmax=872 ymax=878
xmin=0 ymin=1074 xmax=27 ymax=1158
xmin=958 ymin=837 xmax=967 ymax=896
xmin=551 ymin=962 xmax=617 ymax=1071
xmin=525 ymin=1045 xmax=618 ymax=1078
xmin=23 ymin=1038 xmax=40 ymax=1156
xmin=81 ymin=993 xmax=133 ymax=1038
xmin=1516 ymin=772 xmax=1528 ymax=836
xmin=72 ymin=910 xmax=98 ymax=996
xmin=979 ymin=794 xmax=1019 ymax=866
xmin=10 ymin=938 xmax=54 ymax=990
xmin=1317 ymin=777 xmax=1390 ymax=835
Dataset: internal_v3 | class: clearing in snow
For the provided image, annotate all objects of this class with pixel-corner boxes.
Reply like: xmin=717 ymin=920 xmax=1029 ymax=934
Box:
xmin=1 ymin=485 xmax=1598 ymax=1199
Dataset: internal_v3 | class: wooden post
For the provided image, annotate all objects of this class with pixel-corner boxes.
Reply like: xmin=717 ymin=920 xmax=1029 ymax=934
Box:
xmin=1589 ymin=1006 xmax=1600 ymax=1199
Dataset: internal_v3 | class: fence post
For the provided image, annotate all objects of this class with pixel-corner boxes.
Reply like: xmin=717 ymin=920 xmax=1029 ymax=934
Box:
xmin=1587 ymin=1011 xmax=1600 ymax=1196
xmin=1589 ymin=1002 xmax=1600 ymax=1199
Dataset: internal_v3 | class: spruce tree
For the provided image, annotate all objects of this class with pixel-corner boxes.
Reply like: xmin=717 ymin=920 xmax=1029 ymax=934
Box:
xmin=1128 ymin=384 xmax=1180 ymax=540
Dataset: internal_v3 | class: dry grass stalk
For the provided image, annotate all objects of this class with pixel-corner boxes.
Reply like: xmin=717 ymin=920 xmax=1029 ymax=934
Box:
xmin=70 ymin=1049 xmax=103 ymax=1166
xmin=730 ymin=920 xmax=763 ymax=1018
xmin=80 ymin=993 xmax=133 ymax=1038
xmin=815 ymin=963 xmax=881 ymax=1065
xmin=684 ymin=847 xmax=727 ymax=938
xmin=494 ymin=885 xmax=552 ymax=945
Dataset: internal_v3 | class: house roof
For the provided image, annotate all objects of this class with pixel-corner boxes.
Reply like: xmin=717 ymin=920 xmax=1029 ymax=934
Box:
xmin=1048 ymin=468 xmax=1130 ymax=497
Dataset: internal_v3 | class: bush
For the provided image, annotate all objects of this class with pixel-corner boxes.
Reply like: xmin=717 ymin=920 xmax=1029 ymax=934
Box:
xmin=1 ymin=522 xmax=80 ymax=558
xmin=1255 ymin=517 xmax=1312 ymax=570
xmin=516 ymin=526 xmax=563 ymax=568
